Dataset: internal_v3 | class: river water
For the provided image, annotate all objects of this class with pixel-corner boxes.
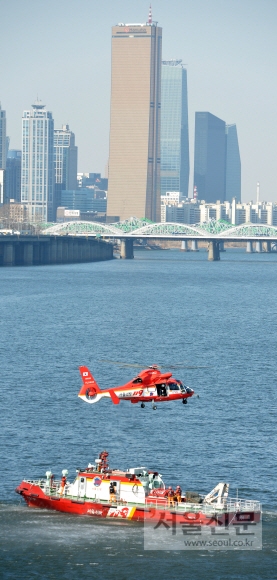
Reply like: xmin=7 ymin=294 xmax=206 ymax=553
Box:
xmin=0 ymin=249 xmax=276 ymax=579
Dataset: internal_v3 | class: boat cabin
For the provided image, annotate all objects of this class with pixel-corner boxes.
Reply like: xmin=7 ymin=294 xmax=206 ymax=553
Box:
xmin=66 ymin=465 xmax=165 ymax=505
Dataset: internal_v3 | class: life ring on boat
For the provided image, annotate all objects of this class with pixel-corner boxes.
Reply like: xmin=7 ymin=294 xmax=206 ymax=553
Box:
xmin=86 ymin=387 xmax=97 ymax=400
xmin=132 ymin=484 xmax=139 ymax=495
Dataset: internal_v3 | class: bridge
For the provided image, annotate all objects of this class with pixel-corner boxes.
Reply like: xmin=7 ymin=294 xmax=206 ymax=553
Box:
xmin=42 ymin=219 xmax=277 ymax=261
xmin=0 ymin=234 xmax=113 ymax=267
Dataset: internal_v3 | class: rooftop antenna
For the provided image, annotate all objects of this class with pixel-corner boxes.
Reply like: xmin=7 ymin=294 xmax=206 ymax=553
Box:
xmin=148 ymin=4 xmax=152 ymax=24
xmin=256 ymin=181 xmax=260 ymax=204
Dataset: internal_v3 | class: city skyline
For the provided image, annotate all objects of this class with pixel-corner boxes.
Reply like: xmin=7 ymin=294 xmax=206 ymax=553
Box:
xmin=1 ymin=1 xmax=277 ymax=201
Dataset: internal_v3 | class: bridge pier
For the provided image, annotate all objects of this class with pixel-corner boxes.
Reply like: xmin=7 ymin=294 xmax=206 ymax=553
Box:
xmin=84 ymin=240 xmax=90 ymax=261
xmin=191 ymin=240 xmax=199 ymax=252
xmin=23 ymin=243 xmax=33 ymax=266
xmin=120 ymin=239 xmax=134 ymax=259
xmin=73 ymin=240 xmax=79 ymax=262
xmin=3 ymin=243 xmax=15 ymax=266
xmin=255 ymin=241 xmax=262 ymax=253
xmin=68 ymin=239 xmax=74 ymax=262
xmin=264 ymin=241 xmax=272 ymax=252
xmin=181 ymin=240 xmax=189 ymax=251
xmin=246 ymin=241 xmax=253 ymax=253
xmin=56 ymin=239 xmax=63 ymax=263
xmin=39 ymin=242 xmax=49 ymax=265
xmin=33 ymin=243 xmax=40 ymax=265
xmin=208 ymin=241 xmax=220 ymax=261
xmin=62 ymin=241 xmax=69 ymax=263
xmin=49 ymin=239 xmax=57 ymax=263
xmin=219 ymin=241 xmax=225 ymax=252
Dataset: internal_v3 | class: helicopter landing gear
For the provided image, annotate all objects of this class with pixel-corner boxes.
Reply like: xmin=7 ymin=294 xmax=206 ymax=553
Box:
xmin=141 ymin=403 xmax=145 ymax=408
xmin=182 ymin=399 xmax=188 ymax=405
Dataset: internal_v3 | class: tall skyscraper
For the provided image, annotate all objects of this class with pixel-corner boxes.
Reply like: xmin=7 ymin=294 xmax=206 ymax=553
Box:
xmin=225 ymin=124 xmax=241 ymax=202
xmin=54 ymin=124 xmax=78 ymax=217
xmin=21 ymin=101 xmax=54 ymax=222
xmin=107 ymin=12 xmax=162 ymax=222
xmin=5 ymin=150 xmax=22 ymax=203
xmin=0 ymin=103 xmax=7 ymax=170
xmin=193 ymin=112 xmax=226 ymax=203
xmin=161 ymin=60 xmax=189 ymax=198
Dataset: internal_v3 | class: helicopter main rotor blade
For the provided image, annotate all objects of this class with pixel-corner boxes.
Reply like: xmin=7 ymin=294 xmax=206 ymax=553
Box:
xmin=98 ymin=359 xmax=209 ymax=370
xmin=98 ymin=359 xmax=144 ymax=369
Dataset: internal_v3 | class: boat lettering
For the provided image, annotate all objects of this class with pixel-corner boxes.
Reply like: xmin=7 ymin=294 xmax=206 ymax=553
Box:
xmin=87 ymin=508 xmax=103 ymax=516
xmin=107 ymin=506 xmax=130 ymax=518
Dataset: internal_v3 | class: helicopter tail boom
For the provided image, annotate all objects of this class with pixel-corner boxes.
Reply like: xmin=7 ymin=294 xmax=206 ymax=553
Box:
xmin=78 ymin=366 xmax=102 ymax=402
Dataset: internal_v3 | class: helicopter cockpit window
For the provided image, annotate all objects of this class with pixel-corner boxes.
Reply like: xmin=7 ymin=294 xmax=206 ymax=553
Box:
xmin=132 ymin=378 xmax=143 ymax=384
xmin=168 ymin=382 xmax=180 ymax=391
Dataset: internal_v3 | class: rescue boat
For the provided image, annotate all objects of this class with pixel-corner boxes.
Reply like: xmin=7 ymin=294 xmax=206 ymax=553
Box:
xmin=15 ymin=451 xmax=261 ymax=525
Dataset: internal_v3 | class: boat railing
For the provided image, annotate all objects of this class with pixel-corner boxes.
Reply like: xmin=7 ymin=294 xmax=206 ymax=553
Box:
xmin=22 ymin=479 xmax=261 ymax=513
xmin=144 ymin=497 xmax=261 ymax=513
xmin=23 ymin=479 xmax=63 ymax=495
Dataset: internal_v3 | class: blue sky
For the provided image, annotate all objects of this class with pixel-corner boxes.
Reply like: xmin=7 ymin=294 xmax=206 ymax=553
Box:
xmin=1 ymin=0 xmax=277 ymax=201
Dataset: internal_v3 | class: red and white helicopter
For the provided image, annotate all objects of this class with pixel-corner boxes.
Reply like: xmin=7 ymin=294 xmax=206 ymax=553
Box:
xmin=78 ymin=364 xmax=197 ymax=410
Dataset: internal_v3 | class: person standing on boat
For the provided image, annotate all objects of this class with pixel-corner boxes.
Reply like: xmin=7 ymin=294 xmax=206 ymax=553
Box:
xmin=167 ymin=487 xmax=175 ymax=507
xmin=109 ymin=481 xmax=116 ymax=503
xmin=60 ymin=475 xmax=67 ymax=496
xmin=175 ymin=486 xmax=182 ymax=505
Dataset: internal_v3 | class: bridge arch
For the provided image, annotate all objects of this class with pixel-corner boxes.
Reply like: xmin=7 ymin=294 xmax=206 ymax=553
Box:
xmin=219 ymin=223 xmax=277 ymax=237
xmin=42 ymin=221 xmax=120 ymax=236
xmin=129 ymin=222 xmax=206 ymax=236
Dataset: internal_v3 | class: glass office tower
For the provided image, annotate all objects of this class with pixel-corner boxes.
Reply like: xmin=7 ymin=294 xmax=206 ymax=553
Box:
xmin=193 ymin=112 xmax=226 ymax=203
xmin=0 ymin=104 xmax=7 ymax=170
xmin=5 ymin=150 xmax=22 ymax=203
xmin=54 ymin=125 xmax=78 ymax=218
xmin=21 ymin=101 xmax=54 ymax=222
xmin=107 ymin=20 xmax=162 ymax=222
xmin=225 ymin=124 xmax=241 ymax=202
xmin=161 ymin=60 xmax=189 ymax=198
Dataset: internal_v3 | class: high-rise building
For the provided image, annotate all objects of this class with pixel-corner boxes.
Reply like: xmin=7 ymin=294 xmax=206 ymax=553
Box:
xmin=21 ymin=101 xmax=54 ymax=222
xmin=0 ymin=104 xmax=7 ymax=170
xmin=0 ymin=170 xmax=4 ymax=204
xmin=61 ymin=188 xmax=107 ymax=214
xmin=107 ymin=12 xmax=162 ymax=222
xmin=161 ymin=60 xmax=189 ymax=198
xmin=54 ymin=125 xmax=78 ymax=218
xmin=5 ymin=150 xmax=22 ymax=203
xmin=193 ymin=112 xmax=226 ymax=203
xmin=225 ymin=124 xmax=241 ymax=202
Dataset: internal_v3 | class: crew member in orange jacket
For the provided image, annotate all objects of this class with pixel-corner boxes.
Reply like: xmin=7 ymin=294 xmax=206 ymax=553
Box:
xmin=60 ymin=475 xmax=67 ymax=496
xmin=167 ymin=487 xmax=175 ymax=507
xmin=175 ymin=485 xmax=182 ymax=504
